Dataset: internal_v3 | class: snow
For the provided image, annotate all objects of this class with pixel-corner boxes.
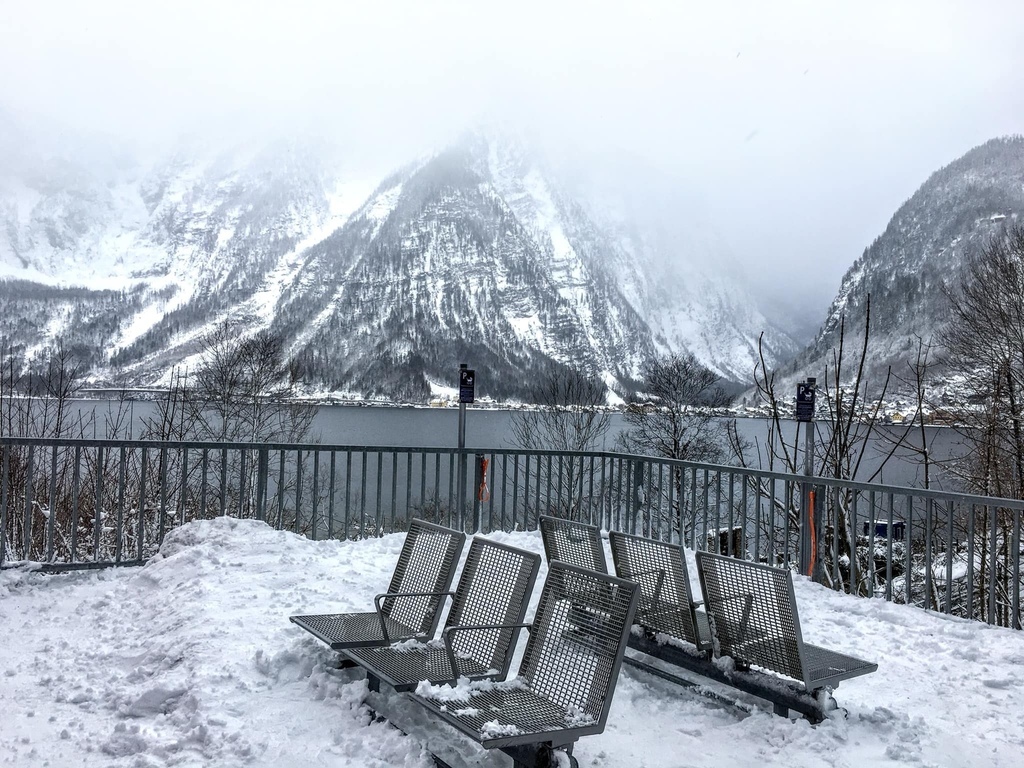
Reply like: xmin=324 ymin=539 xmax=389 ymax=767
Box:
xmin=364 ymin=182 xmax=404 ymax=238
xmin=241 ymin=178 xmax=375 ymax=331
xmin=3 ymin=518 xmax=1024 ymax=767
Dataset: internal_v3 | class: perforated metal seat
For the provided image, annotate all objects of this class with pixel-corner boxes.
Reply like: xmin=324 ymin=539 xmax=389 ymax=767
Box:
xmin=538 ymin=516 xmax=607 ymax=573
xmin=343 ymin=538 xmax=541 ymax=691
xmin=696 ymin=551 xmax=878 ymax=692
xmin=409 ymin=562 xmax=640 ymax=766
xmin=290 ymin=519 xmax=465 ymax=650
xmin=609 ymin=530 xmax=712 ymax=652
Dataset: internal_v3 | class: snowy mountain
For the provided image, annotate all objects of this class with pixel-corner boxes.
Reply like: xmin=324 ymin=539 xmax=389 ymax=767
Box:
xmin=548 ymin=148 xmax=801 ymax=380
xmin=788 ymin=135 xmax=1024 ymax=386
xmin=0 ymin=117 xmax=797 ymax=401
xmin=0 ymin=117 xmax=373 ymax=374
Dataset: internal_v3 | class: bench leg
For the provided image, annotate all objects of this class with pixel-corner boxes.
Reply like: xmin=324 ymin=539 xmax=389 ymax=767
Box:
xmin=367 ymin=674 xmax=380 ymax=693
xmin=772 ymin=703 xmax=789 ymax=718
xmin=503 ymin=743 xmax=578 ymax=768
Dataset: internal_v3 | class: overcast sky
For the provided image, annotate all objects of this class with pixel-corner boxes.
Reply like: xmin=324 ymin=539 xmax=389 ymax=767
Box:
xmin=2 ymin=0 xmax=1023 ymax=314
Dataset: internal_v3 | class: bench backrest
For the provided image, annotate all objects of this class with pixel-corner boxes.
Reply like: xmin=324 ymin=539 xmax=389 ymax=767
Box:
xmin=381 ymin=519 xmax=466 ymax=638
xmin=445 ymin=538 xmax=541 ymax=679
xmin=519 ymin=562 xmax=639 ymax=734
xmin=609 ymin=530 xmax=707 ymax=649
xmin=539 ymin=515 xmax=607 ymax=573
xmin=695 ymin=551 xmax=808 ymax=687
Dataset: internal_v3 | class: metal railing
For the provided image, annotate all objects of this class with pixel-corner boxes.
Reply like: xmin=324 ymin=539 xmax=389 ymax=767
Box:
xmin=2 ymin=436 xmax=1023 ymax=629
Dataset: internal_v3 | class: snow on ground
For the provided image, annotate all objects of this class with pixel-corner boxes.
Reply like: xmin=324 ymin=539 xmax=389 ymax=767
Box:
xmin=3 ymin=519 xmax=1024 ymax=768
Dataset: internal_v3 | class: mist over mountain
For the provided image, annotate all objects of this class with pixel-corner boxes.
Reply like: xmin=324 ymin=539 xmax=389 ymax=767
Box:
xmin=0 ymin=114 xmax=803 ymax=401
xmin=785 ymin=135 xmax=1024 ymax=389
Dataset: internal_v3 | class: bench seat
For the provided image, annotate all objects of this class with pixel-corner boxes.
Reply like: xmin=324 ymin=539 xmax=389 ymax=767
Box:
xmin=344 ymin=538 xmax=540 ymax=692
xmin=407 ymin=561 xmax=640 ymax=768
xmin=414 ymin=682 xmax=606 ymax=750
xmin=289 ymin=612 xmax=421 ymax=650
xmin=289 ymin=519 xmax=465 ymax=651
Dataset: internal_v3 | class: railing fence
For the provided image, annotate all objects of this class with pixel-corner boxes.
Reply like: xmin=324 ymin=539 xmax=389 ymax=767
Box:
xmin=2 ymin=437 xmax=1022 ymax=629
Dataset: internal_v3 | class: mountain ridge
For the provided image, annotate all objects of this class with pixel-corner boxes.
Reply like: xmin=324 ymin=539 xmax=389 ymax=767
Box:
xmin=0 ymin=120 xmax=799 ymax=401
xmin=782 ymin=134 xmax=1024 ymax=392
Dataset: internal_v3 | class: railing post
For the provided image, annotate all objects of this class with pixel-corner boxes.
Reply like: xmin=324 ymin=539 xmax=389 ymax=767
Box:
xmin=256 ymin=448 xmax=268 ymax=522
xmin=798 ymin=411 xmax=823 ymax=581
xmin=457 ymin=364 xmax=469 ymax=531
xmin=0 ymin=446 xmax=9 ymax=567
xmin=472 ymin=453 xmax=482 ymax=533
xmin=23 ymin=443 xmax=35 ymax=561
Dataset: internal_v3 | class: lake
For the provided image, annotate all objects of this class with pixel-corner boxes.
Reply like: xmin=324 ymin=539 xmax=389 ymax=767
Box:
xmin=34 ymin=400 xmax=971 ymax=490
xmin=308 ymin=405 xmax=967 ymax=490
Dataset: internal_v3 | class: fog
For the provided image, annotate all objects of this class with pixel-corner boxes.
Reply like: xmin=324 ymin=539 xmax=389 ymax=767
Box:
xmin=2 ymin=0 xmax=1023 ymax=313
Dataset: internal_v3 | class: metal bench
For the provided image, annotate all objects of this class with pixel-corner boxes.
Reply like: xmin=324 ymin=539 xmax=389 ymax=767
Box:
xmin=696 ymin=551 xmax=878 ymax=717
xmin=289 ymin=519 xmax=465 ymax=649
xmin=536 ymin=521 xmax=870 ymax=722
xmin=608 ymin=529 xmax=715 ymax=685
xmin=538 ymin=515 xmax=607 ymax=574
xmin=342 ymin=538 xmax=541 ymax=692
xmin=538 ymin=519 xmax=717 ymax=688
xmin=409 ymin=561 xmax=640 ymax=768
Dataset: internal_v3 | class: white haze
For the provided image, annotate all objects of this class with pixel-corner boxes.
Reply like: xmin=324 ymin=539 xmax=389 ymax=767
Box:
xmin=1 ymin=0 xmax=1023 ymax=315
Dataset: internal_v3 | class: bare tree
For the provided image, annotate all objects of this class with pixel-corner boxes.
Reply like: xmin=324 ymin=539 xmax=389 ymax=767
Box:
xmin=617 ymin=352 xmax=729 ymax=462
xmin=616 ymin=352 xmax=731 ymax=540
xmin=187 ymin=323 xmax=315 ymax=444
xmin=943 ymin=225 xmax=1024 ymax=500
xmin=940 ymin=225 xmax=1024 ymax=625
xmin=510 ymin=367 xmax=611 ymax=453
xmin=0 ymin=338 xmax=105 ymax=562
xmin=878 ymin=335 xmax=937 ymax=489
xmin=739 ymin=296 xmax=919 ymax=592
xmin=133 ymin=324 xmax=320 ymax=536
xmin=509 ymin=367 xmax=611 ymax=523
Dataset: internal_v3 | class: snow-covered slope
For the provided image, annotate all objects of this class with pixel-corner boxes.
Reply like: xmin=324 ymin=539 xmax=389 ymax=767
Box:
xmin=0 ymin=114 xmax=372 ymax=368
xmin=2 ymin=517 xmax=1023 ymax=767
xmin=484 ymin=135 xmax=800 ymax=384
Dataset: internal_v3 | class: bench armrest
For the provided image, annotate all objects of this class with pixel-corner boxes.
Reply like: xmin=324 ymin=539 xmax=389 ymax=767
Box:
xmin=373 ymin=590 xmax=456 ymax=643
xmin=712 ymin=592 xmax=755 ymax=642
xmin=441 ymin=622 xmax=532 ymax=681
xmin=629 ymin=567 xmax=668 ymax=610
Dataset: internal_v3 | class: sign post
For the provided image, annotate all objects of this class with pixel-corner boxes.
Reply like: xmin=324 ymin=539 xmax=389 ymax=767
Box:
xmin=795 ymin=378 xmax=819 ymax=580
xmin=457 ymin=365 xmax=475 ymax=529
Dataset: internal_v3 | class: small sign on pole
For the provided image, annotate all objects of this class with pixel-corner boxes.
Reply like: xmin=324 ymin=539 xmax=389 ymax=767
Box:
xmin=459 ymin=368 xmax=476 ymax=404
xmin=795 ymin=378 xmax=816 ymax=422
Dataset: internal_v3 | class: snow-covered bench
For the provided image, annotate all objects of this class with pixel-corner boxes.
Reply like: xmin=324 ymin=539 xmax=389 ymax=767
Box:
xmin=608 ymin=532 xmax=831 ymax=719
xmin=408 ymin=561 xmax=640 ymax=768
xmin=342 ymin=538 xmax=540 ymax=692
xmin=538 ymin=519 xmax=877 ymax=722
xmin=696 ymin=551 xmax=878 ymax=718
xmin=289 ymin=519 xmax=465 ymax=650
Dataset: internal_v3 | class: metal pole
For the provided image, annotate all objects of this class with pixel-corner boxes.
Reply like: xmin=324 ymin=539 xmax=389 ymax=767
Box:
xmin=457 ymin=363 xmax=467 ymax=530
xmin=798 ymin=378 xmax=818 ymax=579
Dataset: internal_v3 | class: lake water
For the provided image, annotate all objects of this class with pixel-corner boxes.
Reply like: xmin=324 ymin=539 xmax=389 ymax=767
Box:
xmin=42 ymin=400 xmax=971 ymax=490
xmin=307 ymin=405 xmax=968 ymax=490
